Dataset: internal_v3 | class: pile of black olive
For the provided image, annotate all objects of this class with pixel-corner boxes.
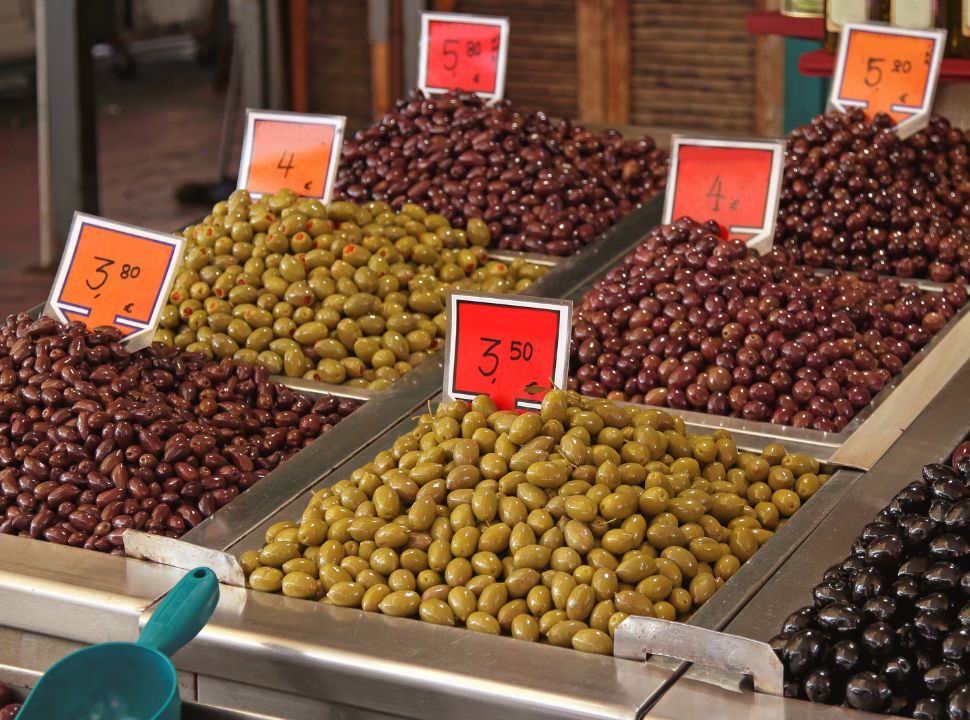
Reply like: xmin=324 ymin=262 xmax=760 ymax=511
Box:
xmin=770 ymin=461 xmax=970 ymax=718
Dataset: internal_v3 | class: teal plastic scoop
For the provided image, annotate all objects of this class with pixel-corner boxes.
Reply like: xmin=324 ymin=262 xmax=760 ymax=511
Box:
xmin=17 ymin=566 xmax=219 ymax=720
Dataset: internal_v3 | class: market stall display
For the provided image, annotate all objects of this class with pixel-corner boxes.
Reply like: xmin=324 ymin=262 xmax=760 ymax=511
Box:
xmin=772 ymin=110 xmax=970 ymax=282
xmin=335 ymin=90 xmax=668 ymax=256
xmin=0 ymin=314 xmax=356 ymax=553
xmin=770 ymin=459 xmax=970 ymax=717
xmin=240 ymin=388 xmax=830 ymax=656
xmin=567 ymin=217 xmax=966 ymax=431
xmin=156 ymin=191 xmax=548 ymax=388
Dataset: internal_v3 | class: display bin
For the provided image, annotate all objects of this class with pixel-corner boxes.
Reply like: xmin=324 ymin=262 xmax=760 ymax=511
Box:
xmin=644 ymin=357 xmax=970 ymax=720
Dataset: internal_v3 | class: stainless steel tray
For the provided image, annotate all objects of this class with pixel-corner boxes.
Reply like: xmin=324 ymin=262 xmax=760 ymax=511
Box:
xmin=643 ymin=357 xmax=970 ymax=720
xmin=588 ymin=273 xmax=970 ymax=469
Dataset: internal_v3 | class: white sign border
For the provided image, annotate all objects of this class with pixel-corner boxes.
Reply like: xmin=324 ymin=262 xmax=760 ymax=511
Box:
xmin=828 ymin=22 xmax=947 ymax=139
xmin=662 ymin=135 xmax=786 ymax=257
xmin=237 ymin=108 xmax=347 ymax=203
xmin=443 ymin=290 xmax=572 ymax=411
xmin=417 ymin=11 xmax=510 ymax=103
xmin=44 ymin=212 xmax=186 ymax=352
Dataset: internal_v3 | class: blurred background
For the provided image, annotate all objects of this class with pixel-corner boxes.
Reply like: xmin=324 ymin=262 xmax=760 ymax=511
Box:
xmin=1 ymin=0 xmax=815 ymax=315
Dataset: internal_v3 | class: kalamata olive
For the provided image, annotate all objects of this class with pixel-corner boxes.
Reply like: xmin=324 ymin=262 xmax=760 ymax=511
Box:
xmin=782 ymin=606 xmax=816 ymax=634
xmin=913 ymin=696 xmax=946 ymax=720
xmin=803 ymin=667 xmax=839 ymax=703
xmin=948 ymin=684 xmax=970 ymax=720
xmin=784 ymin=629 xmax=826 ymax=675
xmin=924 ymin=662 xmax=965 ymax=695
xmin=816 ymin=602 xmax=862 ymax=635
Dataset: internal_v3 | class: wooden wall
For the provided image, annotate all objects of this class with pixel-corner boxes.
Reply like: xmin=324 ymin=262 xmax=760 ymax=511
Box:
xmin=630 ymin=0 xmax=759 ymax=133
xmin=305 ymin=1 xmax=373 ymax=130
xmin=455 ymin=0 xmax=578 ymax=118
xmin=297 ymin=0 xmax=765 ymax=135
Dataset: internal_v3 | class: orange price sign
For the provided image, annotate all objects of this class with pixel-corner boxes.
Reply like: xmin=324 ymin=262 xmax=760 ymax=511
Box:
xmin=44 ymin=213 xmax=185 ymax=350
xmin=830 ymin=23 xmax=946 ymax=136
xmin=418 ymin=12 xmax=510 ymax=101
xmin=662 ymin=137 xmax=785 ymax=256
xmin=237 ymin=110 xmax=346 ymax=202
xmin=443 ymin=291 xmax=571 ymax=411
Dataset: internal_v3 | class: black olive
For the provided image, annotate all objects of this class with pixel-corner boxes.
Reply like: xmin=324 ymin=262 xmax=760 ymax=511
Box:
xmin=948 ymin=683 xmax=970 ymax=720
xmin=930 ymin=534 xmax=970 ymax=563
xmin=916 ymin=592 xmax=953 ymax=615
xmin=899 ymin=513 xmax=940 ymax=548
xmin=914 ymin=649 xmax=937 ymax=674
xmin=894 ymin=576 xmax=924 ymax=605
xmin=883 ymin=654 xmax=915 ymax=690
xmin=944 ymin=499 xmax=970 ymax=533
xmin=913 ymin=695 xmax=946 ymax=720
xmin=960 ymin=604 xmax=970 ymax=628
xmin=943 ymin=628 xmax=970 ymax=662
xmin=803 ymin=667 xmax=838 ymax=703
xmin=769 ymin=632 xmax=790 ymax=658
xmin=822 ymin=564 xmax=844 ymax=583
xmin=863 ymin=595 xmax=900 ymax=623
xmin=887 ymin=694 xmax=913 ymax=716
xmin=817 ymin=602 xmax=863 ymax=635
xmin=925 ymin=562 xmax=962 ymax=592
xmin=924 ymin=463 xmax=961 ymax=486
xmin=895 ymin=481 xmax=931 ymax=513
xmin=957 ymin=456 xmax=970 ymax=480
xmin=845 ymin=671 xmax=892 ymax=712
xmin=928 ymin=472 xmax=968 ymax=503
xmin=783 ymin=678 xmax=804 ymax=699
xmin=915 ymin=611 xmax=953 ymax=644
xmin=861 ymin=621 xmax=897 ymax=657
xmin=925 ymin=662 xmax=965 ymax=695
xmin=829 ymin=638 xmax=864 ymax=673
xmin=930 ymin=500 xmax=954 ymax=524
xmin=813 ymin=580 xmax=851 ymax=607
xmin=866 ymin=532 xmax=906 ymax=568
xmin=852 ymin=566 xmax=886 ymax=603
xmin=900 ymin=556 xmax=932 ymax=578
xmin=784 ymin=629 xmax=826 ymax=676
xmin=877 ymin=507 xmax=899 ymax=524
xmin=841 ymin=556 xmax=868 ymax=577
xmin=850 ymin=537 xmax=867 ymax=558
xmin=861 ymin=521 xmax=896 ymax=545
xmin=962 ymin=571 xmax=970 ymax=596
xmin=898 ymin=621 xmax=920 ymax=651
xmin=781 ymin=606 xmax=816 ymax=634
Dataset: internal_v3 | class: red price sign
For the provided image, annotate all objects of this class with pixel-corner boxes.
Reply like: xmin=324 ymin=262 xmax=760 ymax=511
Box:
xmin=830 ymin=23 xmax=945 ymax=136
xmin=663 ymin=137 xmax=784 ymax=255
xmin=237 ymin=110 xmax=346 ymax=202
xmin=44 ymin=213 xmax=185 ymax=351
xmin=418 ymin=12 xmax=509 ymax=101
xmin=443 ymin=292 xmax=571 ymax=411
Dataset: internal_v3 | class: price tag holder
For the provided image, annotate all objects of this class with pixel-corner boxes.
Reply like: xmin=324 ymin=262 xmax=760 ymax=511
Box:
xmin=830 ymin=22 xmax=946 ymax=137
xmin=443 ymin=291 xmax=571 ymax=411
xmin=44 ymin=213 xmax=185 ymax=351
xmin=418 ymin=12 xmax=510 ymax=101
xmin=237 ymin=109 xmax=346 ymax=202
xmin=662 ymin=136 xmax=785 ymax=256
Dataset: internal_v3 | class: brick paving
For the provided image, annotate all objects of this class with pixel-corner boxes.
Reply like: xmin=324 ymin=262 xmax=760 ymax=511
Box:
xmin=0 ymin=59 xmax=231 ymax=316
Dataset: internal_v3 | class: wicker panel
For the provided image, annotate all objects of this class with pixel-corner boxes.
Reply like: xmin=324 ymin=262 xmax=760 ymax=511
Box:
xmin=306 ymin=1 xmax=373 ymax=130
xmin=456 ymin=0 xmax=578 ymax=117
xmin=631 ymin=0 xmax=758 ymax=133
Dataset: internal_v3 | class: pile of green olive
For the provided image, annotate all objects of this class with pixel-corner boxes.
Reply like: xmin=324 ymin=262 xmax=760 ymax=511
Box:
xmin=155 ymin=190 xmax=547 ymax=389
xmin=241 ymin=390 xmax=830 ymax=656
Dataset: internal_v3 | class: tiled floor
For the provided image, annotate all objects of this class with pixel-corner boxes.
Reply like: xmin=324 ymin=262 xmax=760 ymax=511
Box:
xmin=0 ymin=57 xmax=231 ymax=316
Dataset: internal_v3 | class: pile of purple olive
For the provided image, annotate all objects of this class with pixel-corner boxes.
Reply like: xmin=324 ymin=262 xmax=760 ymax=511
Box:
xmin=568 ymin=218 xmax=967 ymax=431
xmin=772 ymin=110 xmax=970 ymax=283
xmin=0 ymin=314 xmax=357 ymax=554
xmin=335 ymin=90 xmax=667 ymax=255
xmin=0 ymin=683 xmax=18 ymax=719
xmin=770 ymin=461 xmax=970 ymax=718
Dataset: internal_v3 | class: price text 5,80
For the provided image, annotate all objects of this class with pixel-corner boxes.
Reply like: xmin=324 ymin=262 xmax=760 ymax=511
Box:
xmin=478 ymin=337 xmax=535 ymax=379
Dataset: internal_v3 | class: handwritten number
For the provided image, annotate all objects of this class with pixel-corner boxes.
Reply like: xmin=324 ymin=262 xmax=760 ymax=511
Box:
xmin=479 ymin=337 xmax=500 ymax=377
xmin=85 ymin=256 xmax=114 ymax=291
xmin=442 ymin=39 xmax=459 ymax=71
xmin=706 ymin=176 xmax=724 ymax=213
xmin=277 ymin=151 xmax=295 ymax=178
xmin=864 ymin=57 xmax=884 ymax=87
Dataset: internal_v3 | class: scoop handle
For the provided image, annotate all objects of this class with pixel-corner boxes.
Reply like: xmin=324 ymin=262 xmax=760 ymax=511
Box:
xmin=138 ymin=567 xmax=219 ymax=657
